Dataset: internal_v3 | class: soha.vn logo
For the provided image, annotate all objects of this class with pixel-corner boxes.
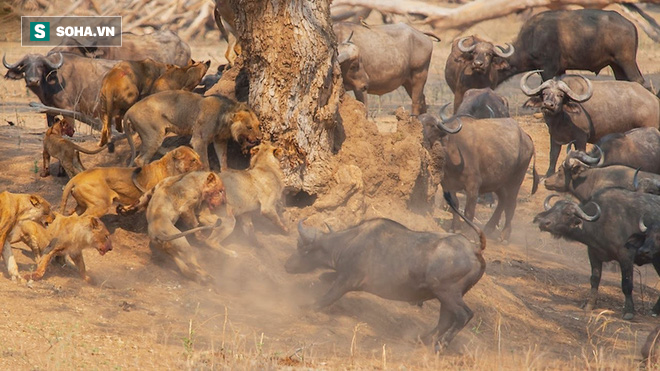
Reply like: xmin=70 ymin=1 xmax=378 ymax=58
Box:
xmin=29 ymin=22 xmax=50 ymax=41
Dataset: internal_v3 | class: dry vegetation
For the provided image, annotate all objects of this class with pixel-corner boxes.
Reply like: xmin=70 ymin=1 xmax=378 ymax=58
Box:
xmin=1 ymin=5 xmax=660 ymax=371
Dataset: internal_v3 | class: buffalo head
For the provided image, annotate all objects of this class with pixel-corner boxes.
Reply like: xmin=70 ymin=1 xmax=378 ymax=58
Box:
xmin=337 ymin=32 xmax=369 ymax=93
xmin=3 ymin=53 xmax=63 ymax=87
xmin=533 ymin=194 xmax=600 ymax=238
xmin=284 ymin=220 xmax=329 ymax=274
xmin=544 ymin=147 xmax=602 ymax=192
xmin=628 ymin=217 xmax=660 ymax=265
xmin=520 ymin=71 xmax=593 ymax=115
xmin=455 ymin=36 xmax=513 ymax=74
xmin=418 ymin=109 xmax=463 ymax=146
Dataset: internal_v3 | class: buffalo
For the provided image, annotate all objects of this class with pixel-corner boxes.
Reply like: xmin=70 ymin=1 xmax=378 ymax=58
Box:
xmin=507 ymin=9 xmax=647 ymax=85
xmin=285 ymin=194 xmax=486 ymax=352
xmin=50 ymin=30 xmax=191 ymax=66
xmin=444 ymin=36 xmax=513 ymax=111
xmin=334 ymin=22 xmax=440 ymax=116
xmin=420 ymin=112 xmax=538 ymax=242
xmin=3 ymin=53 xmax=118 ymax=129
xmin=534 ymin=188 xmax=660 ymax=319
xmin=452 ymin=87 xmax=510 ymax=119
xmin=573 ymin=128 xmax=660 ymax=174
xmin=520 ymin=72 xmax=659 ymax=177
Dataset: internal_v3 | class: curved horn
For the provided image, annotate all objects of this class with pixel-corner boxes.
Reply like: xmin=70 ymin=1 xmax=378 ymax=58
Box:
xmin=297 ymin=219 xmax=316 ymax=242
xmin=565 ymin=140 xmax=576 ymax=155
xmin=486 ymin=104 xmax=495 ymax=118
xmin=2 ymin=54 xmax=22 ymax=69
xmin=633 ymin=167 xmax=641 ymax=190
xmin=457 ymin=37 xmax=476 ymax=53
xmin=493 ymin=43 xmax=514 ymax=58
xmin=574 ymin=201 xmax=601 ymax=222
xmin=436 ymin=115 xmax=463 ymax=134
xmin=323 ymin=222 xmax=334 ymax=234
xmin=337 ymin=51 xmax=350 ymax=64
xmin=639 ymin=216 xmax=648 ymax=233
xmin=571 ymin=145 xmax=602 ymax=166
xmin=439 ymin=102 xmax=452 ymax=122
xmin=344 ymin=31 xmax=354 ymax=44
xmin=520 ymin=70 xmax=551 ymax=96
xmin=557 ymin=75 xmax=593 ymax=103
xmin=543 ymin=194 xmax=561 ymax=211
xmin=45 ymin=52 xmax=64 ymax=69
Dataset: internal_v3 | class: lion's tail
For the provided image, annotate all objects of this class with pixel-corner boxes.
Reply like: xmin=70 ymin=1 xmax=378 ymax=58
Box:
xmin=59 ymin=179 xmax=75 ymax=214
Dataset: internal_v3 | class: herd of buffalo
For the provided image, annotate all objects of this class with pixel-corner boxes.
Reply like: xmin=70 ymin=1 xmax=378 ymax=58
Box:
xmin=3 ymin=5 xmax=660 ymax=357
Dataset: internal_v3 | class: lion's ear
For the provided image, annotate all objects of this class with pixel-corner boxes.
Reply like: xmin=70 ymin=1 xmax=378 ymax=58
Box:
xmin=273 ymin=147 xmax=283 ymax=159
xmin=29 ymin=195 xmax=41 ymax=206
xmin=250 ymin=146 xmax=260 ymax=157
xmin=206 ymin=173 xmax=217 ymax=184
xmin=90 ymin=217 xmax=101 ymax=229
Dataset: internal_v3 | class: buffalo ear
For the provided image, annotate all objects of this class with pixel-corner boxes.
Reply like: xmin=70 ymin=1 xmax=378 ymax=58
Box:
xmin=523 ymin=96 xmax=543 ymax=109
xmin=29 ymin=195 xmax=41 ymax=206
xmin=564 ymin=102 xmax=581 ymax=114
xmin=4 ymin=70 xmax=23 ymax=80
xmin=570 ymin=164 xmax=586 ymax=178
xmin=625 ymin=233 xmax=646 ymax=250
xmin=492 ymin=56 xmax=510 ymax=71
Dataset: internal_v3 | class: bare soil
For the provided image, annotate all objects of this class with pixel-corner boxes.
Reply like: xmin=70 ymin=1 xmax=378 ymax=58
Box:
xmin=1 ymin=7 xmax=660 ymax=370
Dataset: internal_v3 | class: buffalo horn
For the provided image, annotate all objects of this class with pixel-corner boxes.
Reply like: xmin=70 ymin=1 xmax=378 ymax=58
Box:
xmin=557 ymin=75 xmax=593 ymax=103
xmin=45 ymin=52 xmax=64 ymax=69
xmin=633 ymin=168 xmax=641 ymax=190
xmin=520 ymin=70 xmax=552 ymax=96
xmin=438 ymin=102 xmax=452 ymax=122
xmin=573 ymin=145 xmax=603 ymax=166
xmin=2 ymin=54 xmax=21 ymax=69
xmin=436 ymin=115 xmax=463 ymax=134
xmin=297 ymin=219 xmax=317 ymax=242
xmin=323 ymin=222 xmax=334 ymax=234
xmin=486 ymin=104 xmax=495 ymax=118
xmin=565 ymin=140 xmax=576 ymax=155
xmin=640 ymin=216 xmax=648 ymax=233
xmin=344 ymin=31 xmax=354 ymax=44
xmin=457 ymin=37 xmax=476 ymax=53
xmin=543 ymin=194 xmax=561 ymax=211
xmin=574 ymin=201 xmax=601 ymax=222
xmin=493 ymin=43 xmax=514 ymax=58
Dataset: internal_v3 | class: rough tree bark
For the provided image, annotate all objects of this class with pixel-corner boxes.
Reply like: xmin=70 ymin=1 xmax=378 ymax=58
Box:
xmin=332 ymin=0 xmax=660 ymax=30
xmin=228 ymin=0 xmax=343 ymax=194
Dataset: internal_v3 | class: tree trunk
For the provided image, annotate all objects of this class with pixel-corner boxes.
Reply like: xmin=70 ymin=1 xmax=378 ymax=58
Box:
xmin=229 ymin=0 xmax=343 ymax=194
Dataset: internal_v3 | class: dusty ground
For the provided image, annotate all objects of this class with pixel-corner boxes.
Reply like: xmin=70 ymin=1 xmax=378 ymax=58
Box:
xmin=2 ymin=7 xmax=660 ymax=370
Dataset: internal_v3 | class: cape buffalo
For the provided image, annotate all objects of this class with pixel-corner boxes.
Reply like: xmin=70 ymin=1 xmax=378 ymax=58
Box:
xmin=334 ymin=22 xmax=440 ymax=116
xmin=50 ymin=30 xmax=192 ymax=66
xmin=420 ymin=112 xmax=538 ymax=242
xmin=453 ymin=88 xmax=510 ymax=119
xmin=3 ymin=52 xmax=118 ymax=129
xmin=573 ymin=128 xmax=660 ymax=174
xmin=506 ymin=9 xmax=647 ymax=86
xmin=534 ymin=189 xmax=660 ymax=319
xmin=521 ymin=72 xmax=659 ymax=177
xmin=444 ymin=36 xmax=513 ymax=111
xmin=285 ymin=193 xmax=486 ymax=352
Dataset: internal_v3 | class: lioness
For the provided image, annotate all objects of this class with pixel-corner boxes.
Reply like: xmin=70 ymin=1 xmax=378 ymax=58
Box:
xmin=124 ymin=91 xmax=262 ymax=170
xmin=60 ymin=146 xmax=203 ymax=217
xmin=120 ymin=171 xmax=226 ymax=283
xmin=21 ymin=214 xmax=112 ymax=283
xmin=42 ymin=117 xmax=110 ymax=178
xmin=0 ymin=191 xmax=54 ymax=281
xmin=199 ymin=142 xmax=288 ymax=248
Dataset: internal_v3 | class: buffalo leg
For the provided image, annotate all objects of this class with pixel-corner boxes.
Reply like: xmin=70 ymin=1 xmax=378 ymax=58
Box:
xmin=619 ymin=260 xmax=635 ymax=320
xmin=583 ymin=247 xmax=603 ymax=311
xmin=611 ymin=62 xmax=645 ymax=86
xmin=403 ymin=76 xmax=428 ymax=116
xmin=546 ymin=139 xmax=561 ymax=177
xmin=421 ymin=301 xmax=453 ymax=345
xmin=354 ymin=89 xmax=369 ymax=117
xmin=651 ymin=257 xmax=660 ymax=316
xmin=463 ymin=184 xmax=480 ymax=224
xmin=484 ymin=190 xmax=506 ymax=236
xmin=436 ymin=294 xmax=473 ymax=352
xmin=314 ymin=276 xmax=354 ymax=309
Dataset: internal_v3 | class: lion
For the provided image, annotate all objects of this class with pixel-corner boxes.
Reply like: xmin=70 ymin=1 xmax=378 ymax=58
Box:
xmin=118 ymin=171 xmax=227 ymax=283
xmin=124 ymin=91 xmax=262 ymax=170
xmin=20 ymin=214 xmax=112 ymax=283
xmin=60 ymin=146 xmax=203 ymax=217
xmin=198 ymin=142 xmax=288 ymax=249
xmin=0 ymin=191 xmax=54 ymax=281
xmin=41 ymin=117 xmax=111 ymax=178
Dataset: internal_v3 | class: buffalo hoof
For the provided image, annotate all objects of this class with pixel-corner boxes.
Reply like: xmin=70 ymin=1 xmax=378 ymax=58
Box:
xmin=652 ymin=312 xmax=659 ymax=318
xmin=582 ymin=301 xmax=595 ymax=311
xmin=622 ymin=312 xmax=634 ymax=321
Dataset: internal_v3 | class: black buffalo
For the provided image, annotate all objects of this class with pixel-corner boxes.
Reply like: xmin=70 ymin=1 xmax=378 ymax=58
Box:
xmin=3 ymin=53 xmax=117 ymax=128
xmin=285 ymin=197 xmax=486 ymax=352
xmin=453 ymin=87 xmax=510 ymax=119
xmin=534 ymin=188 xmax=660 ymax=319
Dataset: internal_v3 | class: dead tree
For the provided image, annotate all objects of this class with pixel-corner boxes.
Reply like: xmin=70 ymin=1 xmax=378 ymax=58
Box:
xmin=228 ymin=0 xmax=343 ymax=194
